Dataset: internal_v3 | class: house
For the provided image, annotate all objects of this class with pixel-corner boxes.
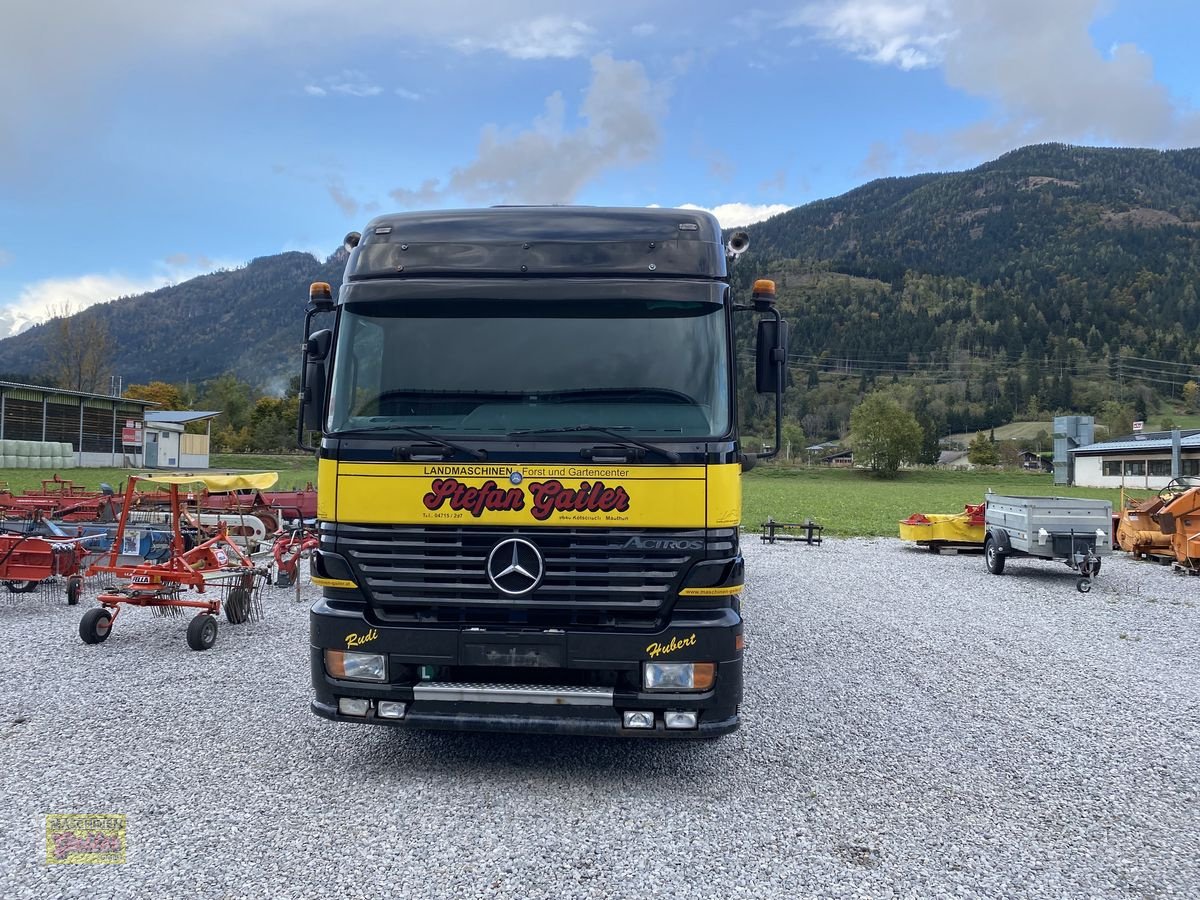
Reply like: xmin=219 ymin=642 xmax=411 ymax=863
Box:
xmin=938 ymin=449 xmax=973 ymax=469
xmin=1069 ymin=429 xmax=1200 ymax=488
xmin=820 ymin=449 xmax=854 ymax=467
xmin=1019 ymin=449 xmax=1052 ymax=472
xmin=143 ymin=411 xmax=222 ymax=469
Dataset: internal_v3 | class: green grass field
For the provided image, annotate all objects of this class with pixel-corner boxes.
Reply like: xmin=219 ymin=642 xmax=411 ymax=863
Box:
xmin=0 ymin=458 xmax=1127 ymax=538
xmin=742 ymin=467 xmax=1125 ymax=537
xmin=0 ymin=454 xmax=319 ymax=496
xmin=947 ymin=420 xmax=1054 ymax=445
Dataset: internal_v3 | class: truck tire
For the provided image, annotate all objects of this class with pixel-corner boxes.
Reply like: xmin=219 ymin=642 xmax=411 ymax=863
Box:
xmin=985 ymin=536 xmax=1005 ymax=575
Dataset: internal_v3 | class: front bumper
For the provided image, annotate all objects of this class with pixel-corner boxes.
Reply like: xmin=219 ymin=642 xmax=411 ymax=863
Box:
xmin=310 ymin=598 xmax=742 ymax=739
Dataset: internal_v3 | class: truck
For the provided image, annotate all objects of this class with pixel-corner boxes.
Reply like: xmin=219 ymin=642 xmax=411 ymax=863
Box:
xmin=298 ymin=206 xmax=787 ymax=738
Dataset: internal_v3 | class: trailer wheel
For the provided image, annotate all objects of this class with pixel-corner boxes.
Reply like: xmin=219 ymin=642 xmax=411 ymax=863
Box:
xmin=224 ymin=588 xmax=251 ymax=625
xmin=984 ymin=536 xmax=1005 ymax=575
xmin=5 ymin=580 xmax=38 ymax=594
xmin=187 ymin=613 xmax=218 ymax=651
xmin=66 ymin=576 xmax=83 ymax=606
xmin=79 ymin=608 xmax=113 ymax=644
xmin=1077 ymin=577 xmax=1092 ymax=593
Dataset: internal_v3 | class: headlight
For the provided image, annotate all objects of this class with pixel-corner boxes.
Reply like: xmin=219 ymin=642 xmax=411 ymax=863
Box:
xmin=325 ymin=649 xmax=387 ymax=682
xmin=643 ymin=662 xmax=715 ymax=691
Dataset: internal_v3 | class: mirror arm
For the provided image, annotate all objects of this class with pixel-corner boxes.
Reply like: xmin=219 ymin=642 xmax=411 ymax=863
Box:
xmin=297 ymin=305 xmax=325 ymax=453
xmin=758 ymin=306 xmax=784 ymax=461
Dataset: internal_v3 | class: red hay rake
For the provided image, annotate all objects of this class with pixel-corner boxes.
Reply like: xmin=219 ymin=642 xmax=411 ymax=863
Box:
xmin=80 ymin=472 xmax=277 ymax=651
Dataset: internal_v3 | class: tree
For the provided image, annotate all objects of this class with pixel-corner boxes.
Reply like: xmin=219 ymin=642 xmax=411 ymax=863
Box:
xmin=125 ymin=381 xmax=187 ymax=409
xmin=249 ymin=395 xmax=301 ymax=451
xmin=45 ymin=303 xmax=114 ymax=393
xmin=1097 ymin=400 xmax=1135 ymax=439
xmin=199 ymin=372 xmax=254 ymax=432
xmin=968 ymin=431 xmax=1000 ymax=465
xmin=1184 ymin=380 xmax=1200 ymax=412
xmin=848 ymin=392 xmax=922 ymax=477
xmin=777 ymin=422 xmax=806 ymax=465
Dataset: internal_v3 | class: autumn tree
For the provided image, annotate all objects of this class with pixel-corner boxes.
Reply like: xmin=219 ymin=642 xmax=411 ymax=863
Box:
xmin=1184 ymin=380 xmax=1200 ymax=412
xmin=124 ymin=381 xmax=187 ymax=409
xmin=45 ymin=303 xmax=114 ymax=393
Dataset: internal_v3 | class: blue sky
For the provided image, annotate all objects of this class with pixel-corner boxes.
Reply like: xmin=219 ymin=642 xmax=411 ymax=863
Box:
xmin=1 ymin=0 xmax=1198 ymax=336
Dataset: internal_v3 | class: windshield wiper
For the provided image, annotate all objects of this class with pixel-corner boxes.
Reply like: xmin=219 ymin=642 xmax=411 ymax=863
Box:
xmin=508 ymin=425 xmax=680 ymax=464
xmin=337 ymin=424 xmax=487 ymax=461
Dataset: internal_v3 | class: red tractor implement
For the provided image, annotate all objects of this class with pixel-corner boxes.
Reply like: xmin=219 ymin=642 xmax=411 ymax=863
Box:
xmin=81 ymin=473 xmax=277 ymax=650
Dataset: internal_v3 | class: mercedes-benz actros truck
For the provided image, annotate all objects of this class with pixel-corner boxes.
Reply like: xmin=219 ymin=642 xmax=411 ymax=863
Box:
xmin=300 ymin=206 xmax=786 ymax=738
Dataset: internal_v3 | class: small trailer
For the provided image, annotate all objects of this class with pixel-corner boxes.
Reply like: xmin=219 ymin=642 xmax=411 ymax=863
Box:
xmin=983 ymin=494 xmax=1113 ymax=592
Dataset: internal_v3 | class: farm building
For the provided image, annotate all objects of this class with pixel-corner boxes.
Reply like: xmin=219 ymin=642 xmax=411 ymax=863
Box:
xmin=1069 ymin=429 xmax=1200 ymax=489
xmin=938 ymin=449 xmax=972 ymax=469
xmin=144 ymin=411 xmax=220 ymax=469
xmin=0 ymin=381 xmax=157 ymax=467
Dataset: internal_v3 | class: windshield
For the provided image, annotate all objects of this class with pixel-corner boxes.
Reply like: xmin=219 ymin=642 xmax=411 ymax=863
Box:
xmin=327 ymin=297 xmax=731 ymax=438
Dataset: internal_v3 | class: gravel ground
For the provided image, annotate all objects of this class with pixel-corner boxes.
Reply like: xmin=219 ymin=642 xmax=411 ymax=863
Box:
xmin=1 ymin=539 xmax=1197 ymax=899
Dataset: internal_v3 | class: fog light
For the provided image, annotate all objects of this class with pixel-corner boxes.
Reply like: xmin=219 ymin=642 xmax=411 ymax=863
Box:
xmin=377 ymin=701 xmax=407 ymax=720
xmin=664 ymin=710 xmax=698 ymax=730
xmin=338 ymin=697 xmax=371 ymax=717
xmin=643 ymin=662 xmax=715 ymax=691
xmin=326 ymin=649 xmax=387 ymax=682
xmin=622 ymin=710 xmax=655 ymax=729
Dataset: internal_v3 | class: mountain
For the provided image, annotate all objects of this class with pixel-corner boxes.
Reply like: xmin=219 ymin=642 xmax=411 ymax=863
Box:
xmin=725 ymin=143 xmax=1200 ymax=441
xmin=0 ymin=251 xmax=347 ymax=389
xmin=736 ymin=143 xmax=1200 ymax=366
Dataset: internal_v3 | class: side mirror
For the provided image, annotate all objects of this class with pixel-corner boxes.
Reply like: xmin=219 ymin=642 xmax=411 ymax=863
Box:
xmin=302 ymin=329 xmax=332 ymax=431
xmin=755 ymin=319 xmax=788 ymax=394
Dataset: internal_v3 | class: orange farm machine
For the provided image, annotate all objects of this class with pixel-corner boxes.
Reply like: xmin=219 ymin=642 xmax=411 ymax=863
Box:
xmin=1112 ymin=477 xmax=1200 ymax=572
xmin=0 ymin=529 xmax=97 ymax=603
xmin=79 ymin=473 xmax=277 ymax=650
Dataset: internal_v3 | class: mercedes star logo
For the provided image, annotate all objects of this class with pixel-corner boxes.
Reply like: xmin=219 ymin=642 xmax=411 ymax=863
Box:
xmin=486 ymin=538 xmax=544 ymax=595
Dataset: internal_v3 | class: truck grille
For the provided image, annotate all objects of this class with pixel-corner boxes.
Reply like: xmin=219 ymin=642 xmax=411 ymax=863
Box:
xmin=327 ymin=524 xmax=726 ymax=618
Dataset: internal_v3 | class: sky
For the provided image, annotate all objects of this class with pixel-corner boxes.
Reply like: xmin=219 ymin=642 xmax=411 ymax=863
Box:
xmin=2 ymin=0 xmax=1199 ymax=337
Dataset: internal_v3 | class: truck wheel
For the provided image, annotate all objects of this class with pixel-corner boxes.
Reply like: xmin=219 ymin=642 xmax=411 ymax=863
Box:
xmin=1077 ymin=577 xmax=1092 ymax=593
xmin=985 ymin=536 xmax=1005 ymax=575
xmin=66 ymin=576 xmax=83 ymax=606
xmin=79 ymin=608 xmax=113 ymax=644
xmin=224 ymin=588 xmax=250 ymax=624
xmin=187 ymin=613 xmax=218 ymax=651
xmin=5 ymin=580 xmax=37 ymax=594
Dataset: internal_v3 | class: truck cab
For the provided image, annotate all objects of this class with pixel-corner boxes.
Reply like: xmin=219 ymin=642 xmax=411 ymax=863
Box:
xmin=300 ymin=206 xmax=785 ymax=738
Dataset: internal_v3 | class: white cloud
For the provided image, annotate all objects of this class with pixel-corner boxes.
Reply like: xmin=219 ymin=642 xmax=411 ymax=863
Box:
xmin=391 ymin=54 xmax=667 ymax=206
xmin=677 ymin=203 xmax=793 ymax=228
xmin=789 ymin=0 xmax=952 ymax=70
xmin=0 ymin=249 xmax=12 ymax=267
xmin=395 ymin=87 xmax=422 ymax=101
xmin=0 ymin=257 xmax=237 ymax=338
xmin=632 ymin=22 xmax=656 ymax=37
xmin=0 ymin=2 xmax=617 ymax=168
xmin=304 ymin=70 xmax=382 ymax=98
xmin=327 ymin=180 xmax=359 ymax=217
xmin=790 ymin=0 xmax=1200 ymax=168
xmin=454 ymin=15 xmax=593 ymax=59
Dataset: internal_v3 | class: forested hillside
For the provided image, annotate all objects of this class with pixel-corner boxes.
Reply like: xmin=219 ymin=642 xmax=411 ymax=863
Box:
xmin=0 ymin=251 xmax=346 ymax=388
xmin=733 ymin=143 xmax=1200 ymax=446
